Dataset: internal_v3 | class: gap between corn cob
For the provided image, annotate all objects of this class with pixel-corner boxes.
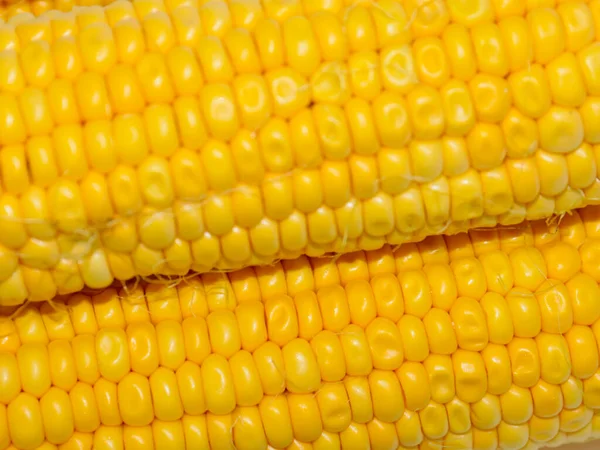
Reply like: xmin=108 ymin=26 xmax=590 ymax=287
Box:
xmin=2 ymin=0 xmax=600 ymax=304
xmin=2 ymin=206 xmax=600 ymax=448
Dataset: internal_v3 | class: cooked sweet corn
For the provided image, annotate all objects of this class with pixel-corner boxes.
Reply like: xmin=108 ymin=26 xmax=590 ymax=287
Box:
xmin=4 ymin=412 xmax=600 ymax=450
xmin=2 ymin=206 xmax=600 ymax=448
xmin=3 ymin=0 xmax=600 ymax=304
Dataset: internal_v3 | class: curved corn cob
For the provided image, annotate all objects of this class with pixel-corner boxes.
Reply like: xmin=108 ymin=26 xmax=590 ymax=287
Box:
xmin=2 ymin=0 xmax=600 ymax=304
xmin=2 ymin=206 xmax=600 ymax=448
xmin=6 ymin=411 xmax=600 ymax=450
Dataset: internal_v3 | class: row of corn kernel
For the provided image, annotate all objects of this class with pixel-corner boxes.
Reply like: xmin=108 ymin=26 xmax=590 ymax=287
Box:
xmin=4 ymin=207 xmax=600 ymax=337
xmin=1 ymin=1 xmax=599 ymax=164
xmin=2 ymin=277 xmax=600 ymax=412
xmin=2 ymin=398 xmax=600 ymax=450
xmin=4 ymin=1 xmax=600 ymax=302
xmin=2 ymin=1 xmax=600 ymax=156
xmin=2 ymin=249 xmax=598 ymax=376
xmin=3 ymin=319 xmax=600 ymax=418
xmin=1 ymin=200 xmax=591 ymax=334
xmin=1 ymin=188 xmax=596 ymax=309
xmin=3 ymin=7 xmax=600 ymax=166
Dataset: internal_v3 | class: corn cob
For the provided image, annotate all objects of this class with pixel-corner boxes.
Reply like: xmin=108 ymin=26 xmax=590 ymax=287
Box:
xmin=1 ymin=0 xmax=600 ymax=304
xmin=3 ymin=411 xmax=600 ymax=450
xmin=1 ymin=206 xmax=600 ymax=449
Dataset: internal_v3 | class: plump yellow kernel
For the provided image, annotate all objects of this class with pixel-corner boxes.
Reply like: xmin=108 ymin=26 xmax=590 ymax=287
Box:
xmin=231 ymin=75 xmax=270 ymax=131
xmin=310 ymin=330 xmax=344 ymax=382
xmin=423 ymin=354 xmax=455 ymax=404
xmin=96 ymin=328 xmax=130 ymax=383
xmin=406 ymin=86 xmax=444 ymax=140
xmin=8 ymin=392 xmax=44 ymax=449
xmin=113 ymin=20 xmax=145 ymax=64
xmin=536 ymin=332 xmax=571 ymax=386
xmin=467 ymin=123 xmax=506 ymax=170
xmin=149 ymin=367 xmax=183 ymax=422
xmin=258 ymin=396 xmax=293 ymax=448
xmin=21 ymin=40 xmax=54 ymax=88
xmin=535 ymin=151 xmax=569 ymax=196
xmin=266 ymin=67 xmax=310 ymax=119
xmin=536 ymin=279 xmax=574 ymax=334
xmin=398 ymin=315 xmax=429 ymax=362
xmin=283 ymin=16 xmax=321 ymax=77
xmin=509 ymin=65 xmax=551 ymax=119
xmin=450 ymin=296 xmax=488 ymax=350
xmin=423 ymin=264 xmax=457 ymax=311
xmin=47 ymin=79 xmax=80 ymax=125
xmin=497 ymin=421 xmax=529 ymax=449
xmin=339 ymin=324 xmax=373 ymax=376
xmin=500 ymin=384 xmax=534 ymax=426
xmin=367 ymin=370 xmax=403 ymax=424
xmin=195 ymin=36 xmax=232 ymax=83
xmin=201 ymin=354 xmax=235 ymax=415
xmin=440 ymin=79 xmax=475 ymax=137
xmin=480 ymin=167 xmax=513 ymax=216
xmin=345 ymin=98 xmax=380 ymax=155
xmin=253 ymin=17 xmax=282 ymax=70
xmin=578 ymin=43 xmax=600 ymax=96
xmin=529 ymin=415 xmax=560 ymax=443
xmin=508 ymin=336 xmax=541 ymax=389
xmin=126 ymin=322 xmax=159 ymax=377
xmin=419 ymin=400 xmax=449 ymax=440
xmin=441 ymin=24 xmax=476 ymax=81
xmin=398 ymin=361 xmax=430 ymax=412
xmin=506 ymin=157 xmax=540 ymax=204
xmin=310 ymin=11 xmax=347 ymax=61
xmin=562 ymin=376 xmax=584 ymax=410
xmin=452 ymin=349 xmax=487 ymax=403
xmin=528 ymin=7 xmax=566 ymax=64
xmin=75 ymin=71 xmax=112 ymax=121
xmin=412 ymin=36 xmax=450 ymax=88
xmin=348 ymin=51 xmax=382 ymax=100
xmin=481 ymin=343 xmax=511 ymax=395
xmin=566 ymin=325 xmax=599 ymax=379
xmin=498 ymin=16 xmax=533 ymax=72
xmin=469 ymin=73 xmax=511 ymax=123
xmin=567 ymin=143 xmax=596 ymax=189
xmin=404 ymin=0 xmax=450 ymax=38
xmin=382 ymin=42 xmax=420 ymax=94
xmin=0 ymin=93 xmax=26 ymax=146
xmin=423 ymin=308 xmax=458 ymax=355
xmin=317 ymin=383 xmax=352 ymax=433
xmin=199 ymin=1 xmax=231 ymax=38
xmin=288 ymin=394 xmax=323 ymax=443
xmin=446 ymin=0 xmax=494 ymax=27
xmin=546 ymin=53 xmax=586 ymax=108
xmin=78 ymin=23 xmax=116 ymax=74
xmin=472 ymin=23 xmax=509 ymax=77
xmin=200 ymin=83 xmax=239 ymax=142
xmin=367 ymin=418 xmax=400 ymax=448
xmin=568 ymin=273 xmax=600 ymax=326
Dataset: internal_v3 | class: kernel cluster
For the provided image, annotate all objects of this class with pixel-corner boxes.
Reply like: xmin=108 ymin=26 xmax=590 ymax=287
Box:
xmin=1 ymin=206 xmax=600 ymax=448
xmin=2 ymin=0 xmax=600 ymax=303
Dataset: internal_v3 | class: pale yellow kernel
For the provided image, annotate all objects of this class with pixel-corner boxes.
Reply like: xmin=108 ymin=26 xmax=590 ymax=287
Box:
xmin=471 ymin=22 xmax=509 ymax=77
xmin=348 ymin=50 xmax=382 ymax=100
xmin=413 ymin=36 xmax=450 ymax=88
xmin=528 ymin=7 xmax=566 ymax=65
xmin=498 ymin=16 xmax=533 ymax=72
xmin=380 ymin=43 xmax=418 ymax=94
